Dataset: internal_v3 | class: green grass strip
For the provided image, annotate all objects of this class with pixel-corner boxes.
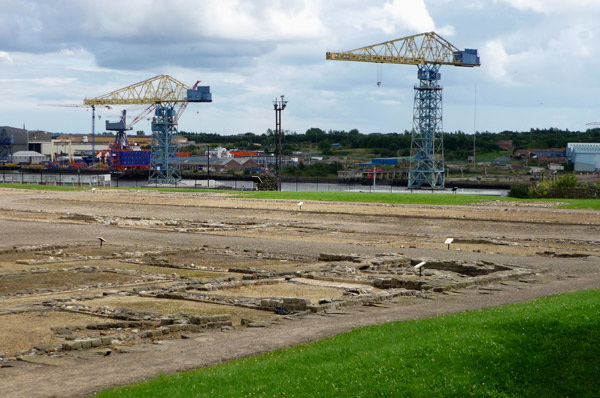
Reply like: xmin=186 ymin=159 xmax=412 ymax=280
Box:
xmin=97 ymin=289 xmax=600 ymax=397
xmin=0 ymin=183 xmax=87 ymax=191
xmin=2 ymin=183 xmax=599 ymax=209
xmin=236 ymin=191 xmax=509 ymax=205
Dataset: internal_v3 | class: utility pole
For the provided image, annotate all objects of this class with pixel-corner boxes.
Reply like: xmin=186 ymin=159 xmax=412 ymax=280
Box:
xmin=91 ymin=105 xmax=96 ymax=162
xmin=273 ymin=95 xmax=287 ymax=191
xmin=207 ymin=144 xmax=210 ymax=188
xmin=473 ymin=83 xmax=477 ymax=167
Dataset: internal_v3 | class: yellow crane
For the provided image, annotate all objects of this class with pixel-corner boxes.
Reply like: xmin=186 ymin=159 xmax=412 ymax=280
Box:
xmin=327 ymin=32 xmax=480 ymax=189
xmin=84 ymin=75 xmax=211 ymax=184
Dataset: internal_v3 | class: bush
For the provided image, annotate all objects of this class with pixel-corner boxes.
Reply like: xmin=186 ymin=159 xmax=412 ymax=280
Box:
xmin=508 ymin=184 xmax=530 ymax=198
xmin=530 ymin=180 xmax=552 ymax=198
xmin=553 ymin=174 xmax=579 ymax=189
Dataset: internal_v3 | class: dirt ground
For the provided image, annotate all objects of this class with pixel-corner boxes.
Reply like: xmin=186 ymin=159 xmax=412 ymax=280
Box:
xmin=0 ymin=187 xmax=599 ymax=398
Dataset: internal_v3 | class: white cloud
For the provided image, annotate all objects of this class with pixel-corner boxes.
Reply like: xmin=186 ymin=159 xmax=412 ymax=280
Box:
xmin=2 ymin=0 xmax=599 ymax=134
xmin=0 ymin=51 xmax=12 ymax=64
xmin=360 ymin=0 xmax=454 ymax=36
xmin=499 ymin=0 xmax=600 ymax=13
xmin=480 ymin=40 xmax=516 ymax=84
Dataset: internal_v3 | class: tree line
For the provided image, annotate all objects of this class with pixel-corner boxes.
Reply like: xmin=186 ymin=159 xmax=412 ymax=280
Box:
xmin=179 ymin=128 xmax=600 ymax=159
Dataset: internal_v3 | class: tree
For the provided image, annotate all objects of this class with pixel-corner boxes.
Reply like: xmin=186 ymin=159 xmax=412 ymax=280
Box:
xmin=319 ymin=139 xmax=332 ymax=155
xmin=136 ymin=130 xmax=145 ymax=136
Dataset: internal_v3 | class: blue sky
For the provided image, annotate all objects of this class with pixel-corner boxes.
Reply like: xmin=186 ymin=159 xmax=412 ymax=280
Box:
xmin=0 ymin=0 xmax=599 ymax=136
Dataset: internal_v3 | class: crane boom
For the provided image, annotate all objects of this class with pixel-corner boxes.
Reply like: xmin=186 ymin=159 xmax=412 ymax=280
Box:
xmin=83 ymin=75 xmax=191 ymax=106
xmin=326 ymin=31 xmax=479 ymax=67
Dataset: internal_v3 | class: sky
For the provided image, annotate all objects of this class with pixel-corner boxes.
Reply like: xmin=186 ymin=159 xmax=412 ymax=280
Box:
xmin=1 ymin=0 xmax=599 ymax=136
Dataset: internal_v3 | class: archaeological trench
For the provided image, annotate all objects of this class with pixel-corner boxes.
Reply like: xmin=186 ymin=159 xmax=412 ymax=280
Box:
xmin=0 ymin=188 xmax=599 ymax=397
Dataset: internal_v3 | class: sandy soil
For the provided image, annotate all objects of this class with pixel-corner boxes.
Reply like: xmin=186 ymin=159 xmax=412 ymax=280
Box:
xmin=0 ymin=188 xmax=598 ymax=398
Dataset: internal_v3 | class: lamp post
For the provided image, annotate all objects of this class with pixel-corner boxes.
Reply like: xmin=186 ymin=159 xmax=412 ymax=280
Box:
xmin=273 ymin=95 xmax=287 ymax=191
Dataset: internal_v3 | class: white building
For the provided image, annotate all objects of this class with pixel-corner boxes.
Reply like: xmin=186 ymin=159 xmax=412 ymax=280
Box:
xmin=566 ymin=143 xmax=600 ymax=172
xmin=207 ymin=146 xmax=232 ymax=159
xmin=12 ymin=151 xmax=49 ymax=164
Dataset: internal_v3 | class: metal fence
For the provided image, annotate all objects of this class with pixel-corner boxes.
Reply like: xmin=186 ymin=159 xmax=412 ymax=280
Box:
xmin=1 ymin=171 xmax=111 ymax=187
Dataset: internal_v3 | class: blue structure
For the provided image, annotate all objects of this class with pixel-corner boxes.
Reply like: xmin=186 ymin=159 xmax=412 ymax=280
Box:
xmin=408 ymin=64 xmax=445 ymax=189
xmin=0 ymin=128 xmax=13 ymax=162
xmin=149 ymin=86 xmax=212 ymax=184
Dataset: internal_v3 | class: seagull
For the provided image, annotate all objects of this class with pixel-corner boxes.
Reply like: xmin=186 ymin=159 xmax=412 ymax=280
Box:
xmin=298 ymin=202 xmax=303 ymax=211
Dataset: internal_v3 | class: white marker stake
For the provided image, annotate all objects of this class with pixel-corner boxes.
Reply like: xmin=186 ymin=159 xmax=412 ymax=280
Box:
xmin=445 ymin=238 xmax=454 ymax=250
xmin=414 ymin=261 xmax=426 ymax=277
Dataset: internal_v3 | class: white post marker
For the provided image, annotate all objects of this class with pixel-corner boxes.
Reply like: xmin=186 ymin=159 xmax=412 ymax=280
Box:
xmin=445 ymin=238 xmax=454 ymax=250
xmin=414 ymin=261 xmax=426 ymax=277
xmin=97 ymin=237 xmax=106 ymax=248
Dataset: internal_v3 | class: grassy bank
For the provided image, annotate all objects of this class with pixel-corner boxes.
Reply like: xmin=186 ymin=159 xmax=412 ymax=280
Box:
xmin=2 ymin=184 xmax=599 ymax=209
xmin=0 ymin=183 xmax=87 ymax=191
xmin=97 ymin=289 xmax=600 ymax=397
xmin=236 ymin=191 xmax=508 ymax=205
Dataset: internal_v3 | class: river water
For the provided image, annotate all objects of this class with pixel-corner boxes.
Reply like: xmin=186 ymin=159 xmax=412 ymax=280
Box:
xmin=113 ymin=178 xmax=508 ymax=197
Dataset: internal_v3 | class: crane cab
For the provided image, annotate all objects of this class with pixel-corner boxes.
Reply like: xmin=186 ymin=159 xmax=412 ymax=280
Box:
xmin=453 ymin=49 xmax=480 ymax=66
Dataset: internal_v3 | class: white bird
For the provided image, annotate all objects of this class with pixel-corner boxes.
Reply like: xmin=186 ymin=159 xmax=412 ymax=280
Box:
xmin=91 ymin=188 xmax=96 ymax=194
xmin=298 ymin=202 xmax=303 ymax=210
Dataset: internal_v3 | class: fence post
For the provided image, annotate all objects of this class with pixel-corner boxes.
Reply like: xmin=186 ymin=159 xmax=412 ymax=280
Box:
xmin=316 ymin=177 xmax=319 ymax=192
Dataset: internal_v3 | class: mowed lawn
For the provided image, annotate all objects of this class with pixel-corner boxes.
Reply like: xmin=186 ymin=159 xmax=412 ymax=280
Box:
xmin=97 ymin=289 xmax=600 ymax=397
xmin=3 ymin=184 xmax=600 ymax=209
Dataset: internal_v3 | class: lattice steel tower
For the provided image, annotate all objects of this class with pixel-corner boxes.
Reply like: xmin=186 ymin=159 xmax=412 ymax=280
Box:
xmin=326 ymin=32 xmax=480 ymax=189
xmin=84 ymin=75 xmax=211 ymax=184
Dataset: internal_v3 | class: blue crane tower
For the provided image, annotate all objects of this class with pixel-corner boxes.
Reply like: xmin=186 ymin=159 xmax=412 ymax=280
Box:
xmin=84 ymin=75 xmax=212 ymax=184
xmin=0 ymin=128 xmax=13 ymax=163
xmin=326 ymin=32 xmax=480 ymax=189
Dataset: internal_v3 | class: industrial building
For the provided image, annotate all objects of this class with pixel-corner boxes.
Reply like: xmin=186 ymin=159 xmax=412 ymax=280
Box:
xmin=0 ymin=126 xmax=52 ymax=155
xmin=566 ymin=143 xmax=600 ymax=171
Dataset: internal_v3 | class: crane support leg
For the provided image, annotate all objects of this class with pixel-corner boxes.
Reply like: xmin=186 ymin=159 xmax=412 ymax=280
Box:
xmin=149 ymin=104 xmax=181 ymax=184
xmin=408 ymin=64 xmax=445 ymax=189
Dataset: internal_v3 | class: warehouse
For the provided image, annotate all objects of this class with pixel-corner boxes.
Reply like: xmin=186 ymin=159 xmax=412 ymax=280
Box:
xmin=566 ymin=143 xmax=600 ymax=172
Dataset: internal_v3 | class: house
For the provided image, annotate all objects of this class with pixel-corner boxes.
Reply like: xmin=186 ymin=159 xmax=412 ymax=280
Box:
xmin=213 ymin=158 xmax=244 ymax=172
xmin=239 ymin=158 xmax=260 ymax=172
xmin=497 ymin=140 xmax=514 ymax=151
xmin=514 ymin=148 xmax=566 ymax=163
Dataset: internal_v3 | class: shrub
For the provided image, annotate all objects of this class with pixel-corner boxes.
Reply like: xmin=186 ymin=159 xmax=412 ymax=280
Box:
xmin=530 ymin=180 xmax=552 ymax=198
xmin=553 ymin=174 xmax=579 ymax=189
xmin=508 ymin=184 xmax=530 ymax=198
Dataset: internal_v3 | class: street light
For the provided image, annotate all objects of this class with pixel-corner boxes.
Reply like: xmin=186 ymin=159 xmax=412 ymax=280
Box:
xmin=273 ymin=95 xmax=288 ymax=191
